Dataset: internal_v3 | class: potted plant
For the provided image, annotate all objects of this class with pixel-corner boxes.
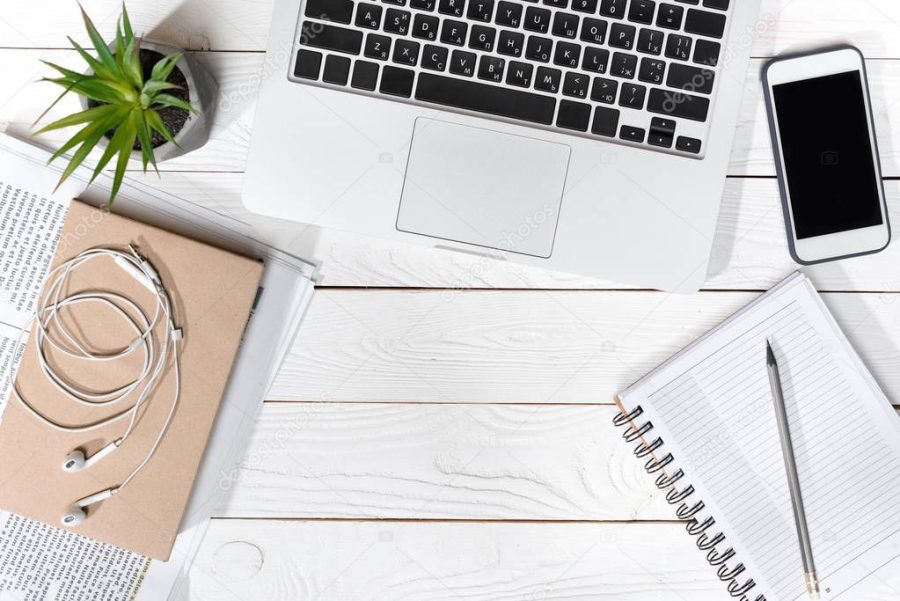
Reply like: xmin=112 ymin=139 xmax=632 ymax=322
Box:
xmin=35 ymin=3 xmax=217 ymax=202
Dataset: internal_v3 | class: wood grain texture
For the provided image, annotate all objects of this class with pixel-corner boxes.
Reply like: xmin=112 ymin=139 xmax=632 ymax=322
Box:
xmin=4 ymin=51 xmax=900 ymax=178
xmin=189 ymin=520 xmax=900 ymax=601
xmin=216 ymin=403 xmax=669 ymax=520
xmin=269 ymin=290 xmax=900 ymax=403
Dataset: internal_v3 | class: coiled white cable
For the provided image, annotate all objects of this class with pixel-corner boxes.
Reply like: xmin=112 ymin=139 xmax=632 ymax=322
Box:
xmin=9 ymin=245 xmax=183 ymax=490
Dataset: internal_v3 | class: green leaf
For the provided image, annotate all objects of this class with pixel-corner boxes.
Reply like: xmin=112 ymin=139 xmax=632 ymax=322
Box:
xmin=33 ymin=103 xmax=119 ymax=135
xmin=108 ymin=109 xmax=140 ymax=202
xmin=44 ymin=75 xmax=135 ymax=104
xmin=41 ymin=60 xmax=85 ymax=80
xmin=68 ymin=36 xmax=117 ymax=81
xmin=114 ymin=15 xmax=126 ymax=72
xmin=135 ymin=112 xmax=157 ymax=173
xmin=152 ymin=93 xmax=195 ymax=113
xmin=121 ymin=3 xmax=134 ymax=41
xmin=80 ymin=3 xmax=122 ymax=78
xmin=150 ymin=53 xmax=182 ymax=83
xmin=122 ymin=36 xmax=143 ymax=89
xmin=142 ymin=80 xmax=180 ymax=95
xmin=145 ymin=108 xmax=178 ymax=147
xmin=50 ymin=106 xmax=128 ymax=190
xmin=46 ymin=105 xmax=130 ymax=163
xmin=89 ymin=108 xmax=135 ymax=184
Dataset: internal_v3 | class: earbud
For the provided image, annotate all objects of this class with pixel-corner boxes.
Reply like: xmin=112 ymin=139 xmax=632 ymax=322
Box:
xmin=60 ymin=487 xmax=118 ymax=527
xmin=61 ymin=440 xmax=120 ymax=473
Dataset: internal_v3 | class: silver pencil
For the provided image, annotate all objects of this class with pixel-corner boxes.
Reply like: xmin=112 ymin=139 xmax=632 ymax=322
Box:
xmin=767 ymin=339 xmax=820 ymax=600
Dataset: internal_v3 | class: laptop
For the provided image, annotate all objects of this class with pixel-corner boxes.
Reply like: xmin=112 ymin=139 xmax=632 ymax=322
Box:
xmin=243 ymin=0 xmax=761 ymax=291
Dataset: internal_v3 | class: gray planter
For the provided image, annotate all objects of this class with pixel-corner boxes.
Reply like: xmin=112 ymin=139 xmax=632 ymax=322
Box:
xmin=79 ymin=40 xmax=217 ymax=163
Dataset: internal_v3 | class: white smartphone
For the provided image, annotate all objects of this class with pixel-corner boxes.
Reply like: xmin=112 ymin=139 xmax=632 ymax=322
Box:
xmin=763 ymin=46 xmax=890 ymax=265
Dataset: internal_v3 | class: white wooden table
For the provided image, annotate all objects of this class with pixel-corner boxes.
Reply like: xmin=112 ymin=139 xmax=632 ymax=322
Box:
xmin=4 ymin=1 xmax=900 ymax=599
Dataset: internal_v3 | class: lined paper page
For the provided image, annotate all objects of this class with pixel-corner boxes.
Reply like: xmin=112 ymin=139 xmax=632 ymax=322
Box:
xmin=624 ymin=275 xmax=900 ymax=601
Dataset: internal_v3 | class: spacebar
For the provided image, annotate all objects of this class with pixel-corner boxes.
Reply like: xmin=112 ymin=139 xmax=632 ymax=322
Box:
xmin=415 ymin=73 xmax=556 ymax=126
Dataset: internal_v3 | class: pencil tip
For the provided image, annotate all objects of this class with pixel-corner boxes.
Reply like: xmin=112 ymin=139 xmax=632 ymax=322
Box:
xmin=766 ymin=340 xmax=776 ymax=366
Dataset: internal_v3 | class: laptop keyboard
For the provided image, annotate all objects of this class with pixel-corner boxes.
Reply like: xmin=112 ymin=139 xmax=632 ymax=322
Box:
xmin=289 ymin=0 xmax=734 ymax=158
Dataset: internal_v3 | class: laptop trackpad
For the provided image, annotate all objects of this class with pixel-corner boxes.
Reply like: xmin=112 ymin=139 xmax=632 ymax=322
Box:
xmin=397 ymin=118 xmax=570 ymax=259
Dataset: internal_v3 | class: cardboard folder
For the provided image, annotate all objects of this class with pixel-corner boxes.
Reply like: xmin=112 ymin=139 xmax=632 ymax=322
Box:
xmin=0 ymin=200 xmax=263 ymax=560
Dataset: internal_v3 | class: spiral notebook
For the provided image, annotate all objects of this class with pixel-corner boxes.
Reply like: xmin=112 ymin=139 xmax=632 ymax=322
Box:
xmin=614 ymin=272 xmax=900 ymax=601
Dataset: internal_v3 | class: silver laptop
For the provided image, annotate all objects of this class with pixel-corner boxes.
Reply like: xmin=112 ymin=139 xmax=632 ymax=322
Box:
xmin=243 ymin=0 xmax=761 ymax=291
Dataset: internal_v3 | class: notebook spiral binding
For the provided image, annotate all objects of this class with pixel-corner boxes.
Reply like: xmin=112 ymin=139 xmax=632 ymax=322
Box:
xmin=613 ymin=406 xmax=767 ymax=601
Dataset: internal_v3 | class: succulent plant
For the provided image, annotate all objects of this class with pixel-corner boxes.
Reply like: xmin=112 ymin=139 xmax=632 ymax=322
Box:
xmin=34 ymin=3 xmax=196 ymax=203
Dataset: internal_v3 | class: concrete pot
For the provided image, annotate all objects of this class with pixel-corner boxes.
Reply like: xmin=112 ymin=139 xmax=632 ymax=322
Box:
xmin=79 ymin=40 xmax=217 ymax=163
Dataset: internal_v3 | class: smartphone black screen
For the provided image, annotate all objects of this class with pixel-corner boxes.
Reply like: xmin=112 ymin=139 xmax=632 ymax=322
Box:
xmin=773 ymin=70 xmax=882 ymax=239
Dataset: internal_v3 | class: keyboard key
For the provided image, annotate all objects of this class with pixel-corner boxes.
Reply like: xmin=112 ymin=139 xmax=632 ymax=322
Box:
xmin=364 ymin=33 xmax=392 ymax=59
xmin=535 ymin=66 xmax=562 ymax=93
xmin=413 ymin=14 xmax=440 ymax=39
xmin=438 ymin=0 xmax=466 ymax=17
xmin=620 ymin=125 xmax=645 ymax=142
xmin=611 ymin=52 xmax=637 ymax=78
xmin=667 ymin=62 xmax=714 ymax=93
xmin=571 ymin=0 xmax=597 ymax=13
xmin=293 ymin=49 xmax=322 ymax=80
xmin=609 ymin=23 xmax=636 ymax=50
xmin=554 ymin=42 xmax=581 ymax=68
xmin=384 ymin=8 xmax=412 ymax=34
xmin=618 ymin=82 xmax=646 ymax=108
xmin=676 ymin=135 xmax=702 ymax=153
xmin=553 ymin=12 xmax=580 ymax=38
xmin=557 ymin=100 xmax=591 ymax=131
xmin=685 ymin=8 xmax=726 ymax=38
xmin=580 ymin=18 xmax=608 ymax=44
xmin=628 ymin=0 xmax=655 ymax=24
xmin=421 ymin=44 xmax=449 ymax=70
xmin=524 ymin=6 xmax=553 ymax=33
xmin=323 ymin=54 xmax=351 ymax=84
xmin=693 ymin=39 xmax=720 ymax=65
xmin=382 ymin=0 xmax=407 ymax=5
xmin=470 ymin=25 xmax=497 ymax=51
xmin=411 ymin=0 xmax=436 ymax=9
xmin=496 ymin=1 xmax=523 ymax=27
xmin=356 ymin=3 xmax=383 ymax=28
xmin=665 ymin=34 xmax=692 ymax=60
xmin=592 ymin=106 xmax=620 ymax=136
xmin=544 ymin=0 xmax=568 ymax=6
xmin=656 ymin=3 xmax=683 ymax=28
xmin=393 ymin=39 xmax=421 ymax=65
xmin=703 ymin=0 xmax=729 ymax=10
xmin=450 ymin=50 xmax=477 ymax=75
xmin=648 ymin=116 xmax=675 ymax=147
xmin=478 ymin=55 xmax=505 ymax=81
xmin=300 ymin=23 xmax=363 ymax=54
xmin=506 ymin=61 xmax=534 ymax=87
xmin=380 ymin=65 xmax=415 ymax=96
xmin=351 ymin=60 xmax=379 ymax=89
xmin=441 ymin=20 xmax=468 ymax=45
xmin=636 ymin=28 xmax=663 ymax=54
xmin=563 ymin=71 xmax=589 ymax=98
xmin=305 ymin=0 xmax=354 ymax=24
xmin=498 ymin=30 xmax=525 ymax=56
xmin=638 ymin=58 xmax=665 ymax=83
xmin=647 ymin=87 xmax=709 ymax=121
xmin=582 ymin=47 xmax=610 ymax=73
xmin=591 ymin=77 xmax=618 ymax=103
xmin=599 ymin=0 xmax=627 ymax=18
xmin=468 ymin=0 xmax=495 ymax=21
xmin=416 ymin=72 xmax=557 ymax=124
xmin=526 ymin=36 xmax=553 ymax=62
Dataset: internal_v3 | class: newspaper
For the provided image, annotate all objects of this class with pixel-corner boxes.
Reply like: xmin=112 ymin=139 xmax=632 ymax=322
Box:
xmin=0 ymin=134 xmax=315 ymax=601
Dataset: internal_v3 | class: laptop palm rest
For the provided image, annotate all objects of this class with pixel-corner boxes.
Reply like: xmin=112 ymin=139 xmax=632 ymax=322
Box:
xmin=396 ymin=118 xmax=570 ymax=259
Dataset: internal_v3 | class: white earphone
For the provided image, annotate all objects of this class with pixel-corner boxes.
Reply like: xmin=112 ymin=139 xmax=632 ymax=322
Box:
xmin=9 ymin=245 xmax=183 ymax=527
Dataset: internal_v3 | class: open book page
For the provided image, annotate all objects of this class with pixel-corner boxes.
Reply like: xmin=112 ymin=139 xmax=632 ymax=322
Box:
xmin=621 ymin=274 xmax=900 ymax=601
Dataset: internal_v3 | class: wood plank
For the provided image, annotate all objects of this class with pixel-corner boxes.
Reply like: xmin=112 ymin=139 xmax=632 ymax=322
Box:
xmin=219 ymin=402 xmax=900 ymax=521
xmin=216 ymin=403 xmax=669 ymax=520
xmin=190 ymin=520 xmax=900 ymax=601
xmin=5 ymin=0 xmax=900 ymax=58
xmin=127 ymin=173 xmax=900 ymax=292
xmin=3 ymin=51 xmax=900 ymax=177
xmin=269 ymin=290 xmax=900 ymax=403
